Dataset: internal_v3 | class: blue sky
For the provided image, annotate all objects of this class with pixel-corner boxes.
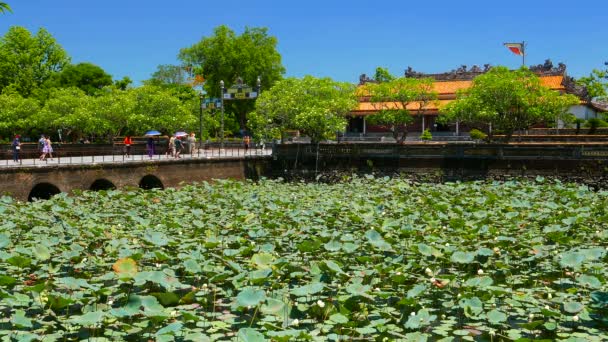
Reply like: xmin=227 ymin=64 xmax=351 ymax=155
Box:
xmin=1 ymin=0 xmax=607 ymax=85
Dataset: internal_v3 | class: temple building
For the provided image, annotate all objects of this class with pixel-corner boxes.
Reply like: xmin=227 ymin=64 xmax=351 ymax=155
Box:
xmin=348 ymin=60 xmax=605 ymax=136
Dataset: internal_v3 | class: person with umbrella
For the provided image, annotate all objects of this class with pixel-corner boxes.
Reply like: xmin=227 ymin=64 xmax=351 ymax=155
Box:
xmin=146 ymin=137 xmax=155 ymax=158
xmin=172 ymin=132 xmax=187 ymax=158
xmin=145 ymin=130 xmax=160 ymax=159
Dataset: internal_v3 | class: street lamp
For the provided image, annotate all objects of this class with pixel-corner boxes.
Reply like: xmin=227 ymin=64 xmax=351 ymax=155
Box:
xmin=220 ymin=80 xmax=225 ymax=150
xmin=257 ymin=76 xmax=261 ymax=93
xmin=199 ymin=92 xmax=204 ymax=149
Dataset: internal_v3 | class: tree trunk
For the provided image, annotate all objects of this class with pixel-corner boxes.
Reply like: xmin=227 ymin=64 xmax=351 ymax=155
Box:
xmin=391 ymin=125 xmax=400 ymax=144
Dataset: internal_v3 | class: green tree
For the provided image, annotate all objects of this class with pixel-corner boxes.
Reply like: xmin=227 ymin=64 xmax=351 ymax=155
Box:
xmin=93 ymin=88 xmax=136 ymax=138
xmin=0 ymin=26 xmax=70 ymax=96
xmin=442 ymin=66 xmax=579 ymax=141
xmin=114 ymin=76 xmax=133 ymax=91
xmin=146 ymin=64 xmax=189 ymax=86
xmin=127 ymin=85 xmax=196 ymax=135
xmin=374 ymin=67 xmax=395 ymax=82
xmin=178 ymin=25 xmax=285 ymax=129
xmin=577 ymin=65 xmax=607 ymax=100
xmin=0 ymin=92 xmax=39 ymax=139
xmin=144 ymin=64 xmax=197 ymax=102
xmin=364 ymin=77 xmax=437 ymax=143
xmin=249 ymin=76 xmax=357 ymax=143
xmin=36 ymin=87 xmax=98 ymax=141
xmin=0 ymin=2 xmax=11 ymax=13
xmin=46 ymin=62 xmax=113 ymax=96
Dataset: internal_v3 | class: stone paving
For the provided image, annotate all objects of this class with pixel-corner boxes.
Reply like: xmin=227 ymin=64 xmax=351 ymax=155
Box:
xmin=0 ymin=148 xmax=271 ymax=169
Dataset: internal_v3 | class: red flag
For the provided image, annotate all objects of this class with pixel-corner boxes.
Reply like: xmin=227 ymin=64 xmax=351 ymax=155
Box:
xmin=504 ymin=43 xmax=524 ymax=56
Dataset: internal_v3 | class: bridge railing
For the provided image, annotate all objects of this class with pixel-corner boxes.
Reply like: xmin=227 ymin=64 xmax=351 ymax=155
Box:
xmin=0 ymin=142 xmax=272 ymax=168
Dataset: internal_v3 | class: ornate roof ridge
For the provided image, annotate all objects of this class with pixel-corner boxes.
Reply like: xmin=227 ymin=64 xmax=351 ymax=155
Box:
xmin=358 ymin=59 xmax=567 ymax=85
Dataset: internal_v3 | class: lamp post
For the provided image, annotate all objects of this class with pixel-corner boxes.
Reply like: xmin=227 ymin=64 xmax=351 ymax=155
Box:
xmin=220 ymin=80 xmax=225 ymax=150
xmin=199 ymin=93 xmax=204 ymax=149
xmin=256 ymin=76 xmax=264 ymax=145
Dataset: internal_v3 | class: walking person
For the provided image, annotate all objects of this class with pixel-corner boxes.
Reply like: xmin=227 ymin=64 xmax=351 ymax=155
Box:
xmin=38 ymin=135 xmax=45 ymax=154
xmin=123 ymin=135 xmax=132 ymax=157
xmin=187 ymin=133 xmax=196 ymax=155
xmin=174 ymin=136 xmax=183 ymax=158
xmin=243 ymin=135 xmax=251 ymax=154
xmin=11 ymin=135 xmax=21 ymax=163
xmin=146 ymin=137 xmax=155 ymax=159
xmin=41 ymin=136 xmax=53 ymax=161
xmin=166 ymin=136 xmax=175 ymax=157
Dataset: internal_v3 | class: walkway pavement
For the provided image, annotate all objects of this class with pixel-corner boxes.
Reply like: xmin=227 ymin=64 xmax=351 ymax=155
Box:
xmin=0 ymin=148 xmax=271 ymax=169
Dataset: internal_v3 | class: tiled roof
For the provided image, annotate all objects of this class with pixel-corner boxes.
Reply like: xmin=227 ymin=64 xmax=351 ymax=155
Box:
xmin=354 ymin=75 xmax=567 ymax=114
xmin=356 ymin=100 xmax=452 ymax=112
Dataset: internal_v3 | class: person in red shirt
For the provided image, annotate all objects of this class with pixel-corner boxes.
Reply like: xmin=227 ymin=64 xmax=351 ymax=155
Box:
xmin=123 ymin=136 xmax=132 ymax=157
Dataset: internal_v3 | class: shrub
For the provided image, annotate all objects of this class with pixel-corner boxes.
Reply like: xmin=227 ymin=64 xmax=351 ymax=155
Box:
xmin=585 ymin=118 xmax=608 ymax=133
xmin=574 ymin=118 xmax=586 ymax=134
xmin=420 ymin=129 xmax=432 ymax=141
xmin=469 ymin=128 xmax=487 ymax=141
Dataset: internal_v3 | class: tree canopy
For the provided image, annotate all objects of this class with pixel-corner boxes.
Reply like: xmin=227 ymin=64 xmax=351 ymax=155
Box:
xmin=0 ymin=85 xmax=198 ymax=142
xmin=0 ymin=26 xmax=70 ymax=96
xmin=249 ymin=76 xmax=357 ymax=143
xmin=178 ymin=25 xmax=285 ymax=128
xmin=442 ymin=66 xmax=579 ymax=140
xmin=0 ymin=2 xmax=11 ymax=13
xmin=577 ymin=64 xmax=607 ymax=100
xmin=46 ymin=62 xmax=113 ymax=96
xmin=364 ymin=76 xmax=437 ymax=142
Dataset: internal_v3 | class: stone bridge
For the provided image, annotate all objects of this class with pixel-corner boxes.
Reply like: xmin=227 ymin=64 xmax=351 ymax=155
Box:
xmin=0 ymin=156 xmax=271 ymax=201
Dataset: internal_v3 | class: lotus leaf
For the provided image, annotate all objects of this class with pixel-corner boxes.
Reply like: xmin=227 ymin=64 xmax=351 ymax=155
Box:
xmin=459 ymin=297 xmax=483 ymax=317
xmin=236 ymin=287 xmax=266 ymax=307
xmin=329 ymin=313 xmax=349 ymax=324
xmin=292 ymin=282 xmax=324 ymax=297
xmin=33 ymin=245 xmax=51 ymax=260
xmin=487 ymin=309 xmax=508 ymax=324
xmin=251 ymin=253 xmax=274 ymax=269
xmin=0 ymin=178 xmax=606 ymax=340
xmin=11 ymin=310 xmax=33 ymax=328
xmin=559 ymin=252 xmax=586 ymax=269
xmin=238 ymin=328 xmax=267 ymax=342
xmin=451 ymin=251 xmax=475 ymax=264
xmin=325 ymin=260 xmax=347 ymax=274
xmin=576 ymin=275 xmax=602 ymax=289
xmin=69 ymin=311 xmax=105 ymax=326
xmin=113 ymin=257 xmax=138 ymax=278
xmin=156 ymin=322 xmax=183 ymax=336
xmin=405 ymin=309 xmax=437 ymax=329
xmin=564 ymin=301 xmax=584 ymax=313
xmin=0 ymin=233 xmax=10 ymax=248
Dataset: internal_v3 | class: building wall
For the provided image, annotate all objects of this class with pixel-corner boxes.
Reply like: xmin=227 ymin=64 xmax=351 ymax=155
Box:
xmin=568 ymin=105 xmax=598 ymax=120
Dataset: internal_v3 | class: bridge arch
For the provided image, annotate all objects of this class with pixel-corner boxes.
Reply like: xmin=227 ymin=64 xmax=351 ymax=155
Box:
xmin=28 ymin=183 xmax=61 ymax=202
xmin=139 ymin=175 xmax=164 ymax=190
xmin=90 ymin=178 xmax=116 ymax=191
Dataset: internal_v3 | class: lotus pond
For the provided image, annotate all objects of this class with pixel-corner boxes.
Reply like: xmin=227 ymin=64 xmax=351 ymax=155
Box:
xmin=0 ymin=178 xmax=607 ymax=341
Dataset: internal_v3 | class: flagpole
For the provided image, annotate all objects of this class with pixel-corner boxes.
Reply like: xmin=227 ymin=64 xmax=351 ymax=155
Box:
xmin=522 ymin=41 xmax=526 ymax=67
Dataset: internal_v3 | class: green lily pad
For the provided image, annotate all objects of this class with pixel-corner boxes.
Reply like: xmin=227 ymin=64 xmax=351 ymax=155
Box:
xmin=563 ymin=301 xmax=584 ymax=313
xmin=236 ymin=287 xmax=266 ymax=307
xmin=559 ymin=252 xmax=585 ymax=269
xmin=329 ymin=313 xmax=349 ymax=324
xmin=451 ymin=251 xmax=475 ymax=264
xmin=113 ymin=257 xmax=138 ymax=278
xmin=487 ymin=309 xmax=507 ymax=324
xmin=11 ymin=310 xmax=33 ymax=328
xmin=238 ymin=328 xmax=267 ymax=342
